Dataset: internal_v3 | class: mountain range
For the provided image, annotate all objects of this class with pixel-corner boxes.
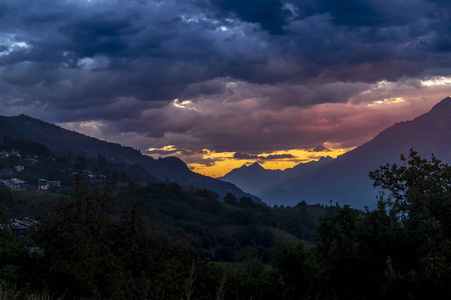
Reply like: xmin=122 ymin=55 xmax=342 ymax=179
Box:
xmin=0 ymin=114 xmax=261 ymax=203
xmin=220 ymin=156 xmax=334 ymax=196
xmin=222 ymin=96 xmax=451 ymax=209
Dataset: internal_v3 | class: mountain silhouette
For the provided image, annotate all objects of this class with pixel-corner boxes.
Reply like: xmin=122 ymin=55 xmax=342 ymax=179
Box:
xmin=0 ymin=114 xmax=261 ymax=203
xmin=220 ymin=157 xmax=334 ymax=196
xmin=261 ymin=96 xmax=451 ymax=209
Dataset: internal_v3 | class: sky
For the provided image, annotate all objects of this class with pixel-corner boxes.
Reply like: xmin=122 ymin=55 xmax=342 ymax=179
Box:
xmin=1 ymin=0 xmax=451 ymax=177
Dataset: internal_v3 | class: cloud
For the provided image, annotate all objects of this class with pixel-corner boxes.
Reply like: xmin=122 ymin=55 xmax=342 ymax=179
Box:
xmin=310 ymin=145 xmax=330 ymax=152
xmin=210 ymin=0 xmax=291 ymax=34
xmin=51 ymin=77 xmax=450 ymax=159
xmin=234 ymin=152 xmax=296 ymax=160
xmin=1 ymin=0 xmax=451 ymax=163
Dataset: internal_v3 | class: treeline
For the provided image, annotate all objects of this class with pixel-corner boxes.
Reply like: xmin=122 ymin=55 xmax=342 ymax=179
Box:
xmin=122 ymin=182 xmax=321 ymax=262
xmin=1 ymin=150 xmax=450 ymax=299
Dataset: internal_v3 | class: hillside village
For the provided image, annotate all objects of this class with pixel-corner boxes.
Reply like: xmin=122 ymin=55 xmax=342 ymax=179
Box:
xmin=0 ymin=135 xmax=145 ymax=194
xmin=0 ymin=139 xmax=133 ymax=237
xmin=0 ymin=149 xmax=59 ymax=190
xmin=0 ymin=148 xmax=86 ymax=238
xmin=0 ymin=149 xmax=104 ymax=192
xmin=0 ymin=138 xmax=170 ymax=248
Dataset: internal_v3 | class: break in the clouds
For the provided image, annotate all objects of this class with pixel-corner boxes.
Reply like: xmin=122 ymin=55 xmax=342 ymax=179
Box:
xmin=1 ymin=0 xmax=451 ymax=170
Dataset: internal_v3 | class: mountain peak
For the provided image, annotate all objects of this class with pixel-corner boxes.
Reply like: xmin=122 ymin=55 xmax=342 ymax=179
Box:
xmin=318 ymin=156 xmax=334 ymax=162
xmin=432 ymin=95 xmax=451 ymax=108
xmin=421 ymin=96 xmax=451 ymax=120
xmin=248 ymin=162 xmax=264 ymax=170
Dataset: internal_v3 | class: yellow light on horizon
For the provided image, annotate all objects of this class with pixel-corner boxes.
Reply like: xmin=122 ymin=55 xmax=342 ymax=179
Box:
xmin=147 ymin=145 xmax=177 ymax=152
xmin=143 ymin=143 xmax=355 ymax=178
xmin=188 ymin=145 xmax=355 ymax=178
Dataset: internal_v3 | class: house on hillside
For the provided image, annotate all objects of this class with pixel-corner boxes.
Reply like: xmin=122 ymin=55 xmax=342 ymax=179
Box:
xmin=12 ymin=217 xmax=39 ymax=238
xmin=48 ymin=180 xmax=61 ymax=189
xmin=9 ymin=178 xmax=28 ymax=190
xmin=37 ymin=179 xmax=61 ymax=191
xmin=9 ymin=150 xmax=21 ymax=159
xmin=37 ymin=179 xmax=48 ymax=190
xmin=23 ymin=157 xmax=38 ymax=164
xmin=14 ymin=165 xmax=24 ymax=172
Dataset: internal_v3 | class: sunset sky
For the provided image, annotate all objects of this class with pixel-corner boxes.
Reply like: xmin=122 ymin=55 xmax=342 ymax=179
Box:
xmin=1 ymin=0 xmax=451 ymax=177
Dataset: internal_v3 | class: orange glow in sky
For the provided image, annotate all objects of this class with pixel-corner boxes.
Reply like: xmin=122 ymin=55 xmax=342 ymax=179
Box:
xmin=186 ymin=144 xmax=355 ymax=178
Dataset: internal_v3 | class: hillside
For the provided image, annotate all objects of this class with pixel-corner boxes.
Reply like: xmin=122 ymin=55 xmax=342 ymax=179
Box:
xmin=0 ymin=179 xmax=327 ymax=262
xmin=261 ymin=96 xmax=451 ymax=209
xmin=0 ymin=114 xmax=260 ymax=202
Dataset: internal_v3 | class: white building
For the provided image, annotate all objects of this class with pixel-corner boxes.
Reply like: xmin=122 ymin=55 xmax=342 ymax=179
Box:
xmin=9 ymin=178 xmax=28 ymax=190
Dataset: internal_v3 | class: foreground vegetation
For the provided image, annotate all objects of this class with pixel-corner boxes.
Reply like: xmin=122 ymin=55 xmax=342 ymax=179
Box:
xmin=0 ymin=150 xmax=450 ymax=299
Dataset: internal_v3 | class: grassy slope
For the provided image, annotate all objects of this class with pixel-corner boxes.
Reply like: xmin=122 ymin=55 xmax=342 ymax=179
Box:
xmin=2 ymin=190 xmax=69 ymax=217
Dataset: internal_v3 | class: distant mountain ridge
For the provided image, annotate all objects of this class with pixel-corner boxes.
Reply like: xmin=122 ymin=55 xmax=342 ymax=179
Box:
xmin=0 ymin=114 xmax=261 ymax=203
xmin=219 ymin=156 xmax=334 ymax=196
xmin=261 ymin=96 xmax=451 ymax=209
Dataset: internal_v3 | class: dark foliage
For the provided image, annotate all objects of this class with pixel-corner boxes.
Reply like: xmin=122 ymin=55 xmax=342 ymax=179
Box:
xmin=32 ymin=177 xmax=195 ymax=299
xmin=312 ymin=149 xmax=451 ymax=299
xmin=2 ymin=136 xmax=53 ymax=158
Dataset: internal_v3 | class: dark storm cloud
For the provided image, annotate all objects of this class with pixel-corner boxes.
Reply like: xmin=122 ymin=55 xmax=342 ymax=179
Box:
xmin=310 ymin=145 xmax=330 ymax=152
xmin=0 ymin=0 xmax=274 ymax=118
xmin=210 ymin=0 xmax=291 ymax=34
xmin=234 ymin=152 xmax=296 ymax=160
xmin=1 ymin=0 xmax=451 ymax=155
xmin=146 ymin=148 xmax=179 ymax=156
xmin=1 ymin=0 xmax=449 ymax=105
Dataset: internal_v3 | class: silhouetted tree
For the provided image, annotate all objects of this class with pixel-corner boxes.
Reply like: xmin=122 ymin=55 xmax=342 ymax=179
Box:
xmin=314 ymin=150 xmax=451 ymax=299
xmin=224 ymin=192 xmax=239 ymax=206
xmin=295 ymin=200 xmax=307 ymax=208
xmin=34 ymin=177 xmax=194 ymax=299
xmin=239 ymin=197 xmax=254 ymax=209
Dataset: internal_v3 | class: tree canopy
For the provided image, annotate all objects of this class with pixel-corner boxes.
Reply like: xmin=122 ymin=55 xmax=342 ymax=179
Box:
xmin=312 ymin=149 xmax=451 ymax=299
